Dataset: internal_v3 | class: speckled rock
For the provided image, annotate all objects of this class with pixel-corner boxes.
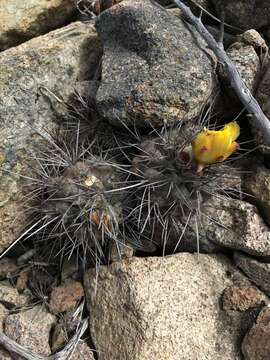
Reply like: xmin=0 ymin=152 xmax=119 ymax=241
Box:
xmin=222 ymin=286 xmax=268 ymax=312
xmin=49 ymin=281 xmax=84 ymax=314
xmin=4 ymin=306 xmax=55 ymax=357
xmin=197 ymin=197 xmax=270 ymax=257
xmin=96 ymin=0 xmax=215 ymax=128
xmin=0 ymin=0 xmax=77 ymax=51
xmin=0 ymin=282 xmax=28 ymax=308
xmin=71 ymin=341 xmax=95 ymax=360
xmin=234 ymin=252 xmax=270 ymax=297
xmin=85 ymin=253 xmax=255 ymax=360
xmin=242 ymin=164 xmax=270 ymax=225
xmin=237 ymin=29 xmax=268 ymax=50
xmin=242 ymin=306 xmax=270 ymax=360
xmin=226 ymin=43 xmax=259 ymax=91
xmin=0 ymin=22 xmax=102 ymax=253
xmin=168 ymin=8 xmax=235 ymax=49
xmin=212 ymin=0 xmax=270 ymax=31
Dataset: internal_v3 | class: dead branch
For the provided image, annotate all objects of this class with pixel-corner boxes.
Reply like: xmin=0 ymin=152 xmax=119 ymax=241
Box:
xmin=173 ymin=0 xmax=270 ymax=147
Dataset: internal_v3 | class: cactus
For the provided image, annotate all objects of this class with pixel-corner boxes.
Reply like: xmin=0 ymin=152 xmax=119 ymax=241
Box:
xmin=129 ymin=121 xmax=242 ymax=254
xmin=23 ymin=124 xmax=133 ymax=267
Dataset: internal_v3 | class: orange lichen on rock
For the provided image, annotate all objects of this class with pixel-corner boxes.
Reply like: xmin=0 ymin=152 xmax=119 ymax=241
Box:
xmin=192 ymin=122 xmax=240 ymax=171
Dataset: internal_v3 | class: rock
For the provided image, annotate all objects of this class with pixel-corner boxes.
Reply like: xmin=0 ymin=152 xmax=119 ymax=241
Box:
xmin=264 ymin=27 xmax=270 ymax=45
xmin=256 ymin=59 xmax=270 ymax=144
xmin=158 ymin=0 xmax=213 ymax=14
xmin=71 ymin=341 xmax=95 ymax=360
xmin=154 ymin=0 xmax=172 ymax=5
xmin=0 ymin=22 xmax=102 ymax=253
xmin=16 ymin=268 xmax=30 ymax=292
xmin=61 ymin=256 xmax=79 ymax=281
xmin=225 ymin=43 xmax=259 ymax=91
xmin=85 ymin=253 xmax=256 ymax=360
xmin=89 ymin=0 xmax=123 ymax=14
xmin=198 ymin=197 xmax=270 ymax=257
xmin=155 ymin=189 xmax=269 ymax=256
xmin=51 ymin=321 xmax=67 ymax=353
xmin=234 ymin=252 xmax=270 ymax=297
xmin=51 ymin=309 xmax=84 ymax=352
xmin=0 ymin=0 xmax=77 ymax=51
xmin=49 ymin=281 xmax=84 ymax=314
xmin=168 ymin=9 xmax=236 ymax=49
xmin=242 ymin=164 xmax=270 ymax=225
xmin=212 ymin=0 xmax=270 ymax=31
xmin=0 ymin=258 xmax=18 ymax=280
xmin=0 ymin=304 xmax=8 ymax=332
xmin=222 ymin=286 xmax=268 ymax=312
xmin=242 ymin=306 xmax=270 ymax=360
xmin=108 ymin=241 xmax=134 ymax=263
xmin=4 ymin=306 xmax=55 ymax=357
xmin=237 ymin=29 xmax=268 ymax=50
xmin=0 ymin=282 xmax=28 ymax=308
xmin=96 ymin=0 xmax=215 ymax=128
xmin=216 ymin=40 xmax=260 ymax=118
xmin=0 ymin=349 xmax=12 ymax=359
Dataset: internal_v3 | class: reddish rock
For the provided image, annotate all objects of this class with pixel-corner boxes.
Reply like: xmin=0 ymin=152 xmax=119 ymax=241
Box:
xmin=4 ymin=306 xmax=55 ymax=357
xmin=222 ymin=286 xmax=267 ymax=311
xmin=242 ymin=307 xmax=270 ymax=359
xmin=49 ymin=281 xmax=84 ymax=315
xmin=16 ymin=268 xmax=30 ymax=292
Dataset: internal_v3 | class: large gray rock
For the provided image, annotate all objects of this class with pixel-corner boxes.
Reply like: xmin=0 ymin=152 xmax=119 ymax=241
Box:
xmin=212 ymin=0 xmax=270 ymax=31
xmin=4 ymin=306 xmax=55 ymax=357
xmin=0 ymin=22 xmax=102 ymax=253
xmin=234 ymin=252 xmax=270 ymax=297
xmin=85 ymin=253 xmax=255 ymax=360
xmin=0 ymin=0 xmax=77 ymax=51
xmin=96 ymin=0 xmax=215 ymax=128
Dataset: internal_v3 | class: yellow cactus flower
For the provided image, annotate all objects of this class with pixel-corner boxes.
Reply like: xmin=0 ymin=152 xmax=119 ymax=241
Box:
xmin=192 ymin=122 xmax=240 ymax=171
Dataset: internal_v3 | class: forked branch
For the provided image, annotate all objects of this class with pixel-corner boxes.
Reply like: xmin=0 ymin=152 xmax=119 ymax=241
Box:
xmin=173 ymin=0 xmax=270 ymax=147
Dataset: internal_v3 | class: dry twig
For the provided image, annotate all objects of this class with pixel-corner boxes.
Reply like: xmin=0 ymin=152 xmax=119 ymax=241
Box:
xmin=173 ymin=0 xmax=270 ymax=147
